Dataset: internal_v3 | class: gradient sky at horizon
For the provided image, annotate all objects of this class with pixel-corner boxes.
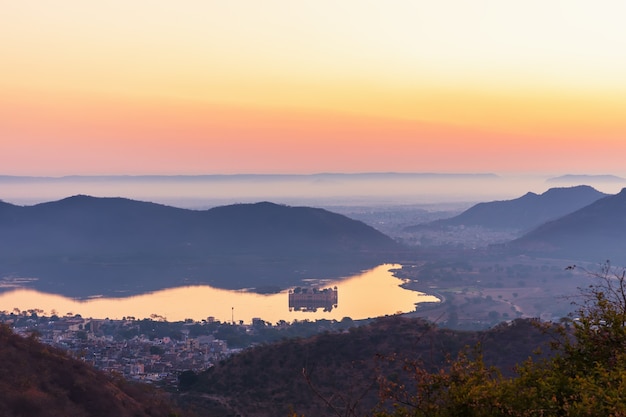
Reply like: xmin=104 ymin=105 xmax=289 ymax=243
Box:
xmin=2 ymin=1 xmax=626 ymax=176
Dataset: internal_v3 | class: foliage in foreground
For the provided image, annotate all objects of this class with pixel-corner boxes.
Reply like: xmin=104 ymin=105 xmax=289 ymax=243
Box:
xmin=374 ymin=262 xmax=626 ymax=417
xmin=188 ymin=315 xmax=550 ymax=417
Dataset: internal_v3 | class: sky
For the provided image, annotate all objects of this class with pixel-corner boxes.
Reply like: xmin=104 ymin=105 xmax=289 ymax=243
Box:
xmin=2 ymin=1 xmax=626 ymax=176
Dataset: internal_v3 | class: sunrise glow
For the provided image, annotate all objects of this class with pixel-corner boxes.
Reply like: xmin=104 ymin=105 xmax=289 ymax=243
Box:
xmin=2 ymin=1 xmax=626 ymax=175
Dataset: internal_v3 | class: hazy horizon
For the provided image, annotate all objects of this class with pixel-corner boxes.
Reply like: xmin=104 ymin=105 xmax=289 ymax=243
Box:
xmin=2 ymin=172 xmax=625 ymax=209
xmin=3 ymin=5 xmax=626 ymax=408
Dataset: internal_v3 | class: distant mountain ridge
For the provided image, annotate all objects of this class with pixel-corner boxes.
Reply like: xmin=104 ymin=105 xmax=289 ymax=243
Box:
xmin=405 ymin=186 xmax=607 ymax=232
xmin=547 ymin=174 xmax=625 ymax=183
xmin=0 ymin=196 xmax=400 ymax=297
xmin=510 ymin=188 xmax=626 ymax=264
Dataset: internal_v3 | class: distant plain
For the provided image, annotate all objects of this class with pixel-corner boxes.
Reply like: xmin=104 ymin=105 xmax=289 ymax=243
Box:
xmin=2 ymin=173 xmax=626 ymax=326
xmin=5 ymin=173 xmax=623 ymax=208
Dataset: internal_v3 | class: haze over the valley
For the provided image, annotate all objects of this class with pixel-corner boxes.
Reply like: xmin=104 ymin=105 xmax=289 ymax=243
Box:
xmin=2 ymin=173 xmax=626 ymax=209
xmin=4 ymin=3 xmax=626 ymax=417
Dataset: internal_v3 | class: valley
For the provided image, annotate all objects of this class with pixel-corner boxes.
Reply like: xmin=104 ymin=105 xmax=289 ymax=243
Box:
xmin=399 ymin=255 xmax=592 ymax=328
xmin=3 ymin=180 xmax=626 ymax=416
xmin=6 ymin=3 xmax=626 ymax=414
xmin=2 ymin=183 xmax=625 ymax=326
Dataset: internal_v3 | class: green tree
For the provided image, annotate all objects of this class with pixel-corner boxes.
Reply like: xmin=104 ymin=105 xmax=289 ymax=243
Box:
xmin=376 ymin=347 xmax=503 ymax=417
xmin=374 ymin=262 xmax=626 ymax=417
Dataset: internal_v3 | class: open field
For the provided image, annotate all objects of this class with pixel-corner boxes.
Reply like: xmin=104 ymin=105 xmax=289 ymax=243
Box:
xmin=397 ymin=255 xmax=599 ymax=329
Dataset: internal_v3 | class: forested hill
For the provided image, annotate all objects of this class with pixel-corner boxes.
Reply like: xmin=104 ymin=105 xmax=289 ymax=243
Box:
xmin=0 ymin=324 xmax=178 ymax=417
xmin=406 ymin=185 xmax=606 ymax=232
xmin=182 ymin=316 xmax=552 ymax=417
xmin=0 ymin=196 xmax=401 ymax=297
xmin=510 ymin=187 xmax=626 ymax=264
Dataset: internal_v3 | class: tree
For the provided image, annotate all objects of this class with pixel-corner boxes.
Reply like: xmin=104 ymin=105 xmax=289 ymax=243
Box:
xmin=376 ymin=347 xmax=503 ymax=417
xmin=150 ymin=345 xmax=165 ymax=355
xmin=564 ymin=261 xmax=626 ymax=370
xmin=374 ymin=262 xmax=626 ymax=417
xmin=178 ymin=370 xmax=198 ymax=391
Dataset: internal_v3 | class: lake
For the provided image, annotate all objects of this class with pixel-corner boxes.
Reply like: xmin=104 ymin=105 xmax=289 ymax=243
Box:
xmin=0 ymin=264 xmax=438 ymax=323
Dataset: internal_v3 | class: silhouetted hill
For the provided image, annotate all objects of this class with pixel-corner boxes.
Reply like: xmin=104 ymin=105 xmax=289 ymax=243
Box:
xmin=510 ymin=188 xmax=626 ymax=264
xmin=182 ymin=316 xmax=552 ymax=417
xmin=0 ymin=196 xmax=401 ymax=297
xmin=405 ymin=186 xmax=606 ymax=232
xmin=0 ymin=200 xmax=18 ymax=214
xmin=0 ymin=324 xmax=178 ymax=417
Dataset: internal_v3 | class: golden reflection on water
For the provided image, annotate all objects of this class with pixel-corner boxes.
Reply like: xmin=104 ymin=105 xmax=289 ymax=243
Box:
xmin=0 ymin=264 xmax=438 ymax=323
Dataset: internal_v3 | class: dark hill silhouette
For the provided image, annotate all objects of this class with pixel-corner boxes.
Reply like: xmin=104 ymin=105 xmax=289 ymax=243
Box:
xmin=0 ymin=196 xmax=400 ymax=297
xmin=405 ymin=186 xmax=606 ymax=232
xmin=182 ymin=316 xmax=552 ymax=417
xmin=0 ymin=324 xmax=178 ymax=417
xmin=510 ymin=188 xmax=626 ymax=264
xmin=0 ymin=199 xmax=19 ymax=214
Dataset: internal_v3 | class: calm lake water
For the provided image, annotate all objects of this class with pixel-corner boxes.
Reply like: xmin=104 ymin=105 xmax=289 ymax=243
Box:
xmin=0 ymin=264 xmax=438 ymax=323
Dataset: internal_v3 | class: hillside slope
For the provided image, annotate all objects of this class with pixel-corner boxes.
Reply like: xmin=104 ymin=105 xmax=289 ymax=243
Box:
xmin=406 ymin=186 xmax=606 ymax=232
xmin=510 ymin=188 xmax=626 ymax=264
xmin=183 ymin=316 xmax=551 ymax=417
xmin=0 ymin=196 xmax=401 ymax=297
xmin=0 ymin=324 xmax=178 ymax=417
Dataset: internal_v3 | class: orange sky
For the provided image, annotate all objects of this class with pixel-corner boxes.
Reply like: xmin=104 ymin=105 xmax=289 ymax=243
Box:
xmin=1 ymin=1 xmax=626 ymax=176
